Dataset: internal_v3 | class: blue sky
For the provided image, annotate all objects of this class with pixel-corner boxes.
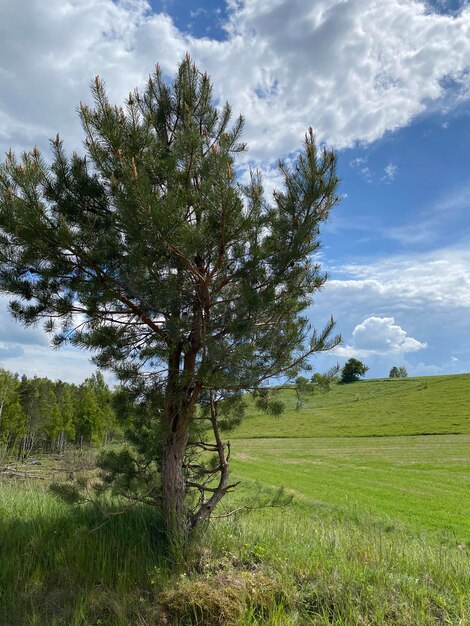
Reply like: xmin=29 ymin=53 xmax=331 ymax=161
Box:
xmin=0 ymin=0 xmax=469 ymax=382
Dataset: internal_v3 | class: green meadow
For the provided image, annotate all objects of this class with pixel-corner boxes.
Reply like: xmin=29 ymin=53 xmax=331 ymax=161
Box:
xmin=232 ymin=374 xmax=470 ymax=439
xmin=2 ymin=373 xmax=470 ymax=625
xmin=231 ymin=434 xmax=470 ymax=541
xmin=227 ymin=373 xmax=470 ymax=542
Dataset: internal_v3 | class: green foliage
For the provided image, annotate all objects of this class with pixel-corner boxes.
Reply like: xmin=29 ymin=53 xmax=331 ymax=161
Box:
xmin=49 ymin=481 xmax=83 ymax=504
xmin=294 ymin=371 xmax=335 ymax=409
xmin=0 ymin=56 xmax=340 ymax=540
xmin=253 ymin=389 xmax=285 ymax=417
xmin=217 ymin=392 xmax=246 ymax=432
xmin=96 ymin=447 xmax=161 ymax=506
xmin=0 ymin=368 xmax=117 ymax=454
xmin=311 ymin=368 xmax=337 ymax=393
xmin=341 ymin=358 xmax=369 ymax=383
xmin=295 ymin=375 xmax=310 ymax=389
xmin=390 ymin=365 xmax=408 ymax=378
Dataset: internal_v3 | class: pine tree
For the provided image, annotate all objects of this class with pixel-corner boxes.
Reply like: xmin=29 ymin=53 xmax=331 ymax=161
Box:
xmin=0 ymin=57 xmax=340 ymax=549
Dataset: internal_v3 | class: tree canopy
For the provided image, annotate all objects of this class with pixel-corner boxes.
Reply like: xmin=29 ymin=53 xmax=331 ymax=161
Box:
xmin=340 ymin=358 xmax=368 ymax=383
xmin=0 ymin=57 xmax=340 ymax=549
xmin=0 ymin=369 xmax=116 ymax=456
xmin=389 ymin=366 xmax=408 ymax=378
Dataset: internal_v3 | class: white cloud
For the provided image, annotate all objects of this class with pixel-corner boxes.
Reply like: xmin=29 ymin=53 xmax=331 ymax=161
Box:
xmin=0 ymin=344 xmax=112 ymax=385
xmin=350 ymin=156 xmax=368 ymax=168
xmin=194 ymin=0 xmax=470 ymax=157
xmin=0 ymin=0 xmax=469 ymax=161
xmin=335 ymin=316 xmax=427 ymax=358
xmin=359 ymin=166 xmax=373 ymax=183
xmin=328 ymin=243 xmax=470 ymax=310
xmin=0 ymin=0 xmax=184 ymax=155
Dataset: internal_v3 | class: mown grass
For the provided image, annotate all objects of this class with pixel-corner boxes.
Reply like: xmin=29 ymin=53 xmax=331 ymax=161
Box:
xmin=231 ymin=374 xmax=470 ymax=439
xmin=230 ymin=434 xmax=470 ymax=542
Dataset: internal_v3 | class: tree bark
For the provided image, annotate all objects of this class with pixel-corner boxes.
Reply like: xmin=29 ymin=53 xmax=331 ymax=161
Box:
xmin=161 ymin=340 xmax=195 ymax=555
xmin=161 ymin=414 xmax=189 ymax=555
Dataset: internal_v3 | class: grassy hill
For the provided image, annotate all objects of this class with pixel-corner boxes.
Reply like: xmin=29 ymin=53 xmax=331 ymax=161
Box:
xmin=228 ymin=374 xmax=470 ymax=541
xmin=230 ymin=373 xmax=470 ymax=439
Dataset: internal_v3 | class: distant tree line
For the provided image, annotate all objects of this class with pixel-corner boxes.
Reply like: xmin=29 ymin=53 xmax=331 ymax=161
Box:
xmin=338 ymin=360 xmax=409 ymax=383
xmin=0 ymin=370 xmax=118 ymax=458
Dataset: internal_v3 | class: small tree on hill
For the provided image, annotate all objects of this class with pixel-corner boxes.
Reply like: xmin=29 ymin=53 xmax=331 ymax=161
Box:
xmin=0 ymin=57 xmax=340 ymax=550
xmin=389 ymin=366 xmax=408 ymax=378
xmin=341 ymin=358 xmax=368 ymax=383
xmin=311 ymin=371 xmax=334 ymax=393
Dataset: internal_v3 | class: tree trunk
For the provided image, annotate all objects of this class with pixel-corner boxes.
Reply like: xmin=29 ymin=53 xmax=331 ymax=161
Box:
xmin=161 ymin=336 xmax=201 ymax=555
xmin=161 ymin=401 xmax=190 ymax=557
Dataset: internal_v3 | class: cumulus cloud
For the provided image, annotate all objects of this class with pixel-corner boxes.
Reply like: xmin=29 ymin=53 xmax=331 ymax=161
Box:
xmin=335 ymin=316 xmax=427 ymax=358
xmin=1 ymin=0 xmax=469 ymax=381
xmin=0 ymin=0 xmax=184 ymax=154
xmin=308 ymin=242 xmax=470 ymax=377
xmin=195 ymin=0 xmax=470 ymax=156
xmin=0 ymin=0 xmax=469 ymax=160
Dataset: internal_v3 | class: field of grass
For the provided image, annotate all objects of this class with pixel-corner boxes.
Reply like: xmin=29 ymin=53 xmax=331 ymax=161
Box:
xmin=2 ymin=478 xmax=470 ymax=625
xmin=231 ymin=434 xmax=470 ymax=541
xmin=2 ymin=373 xmax=470 ymax=625
xmin=231 ymin=374 xmax=470 ymax=438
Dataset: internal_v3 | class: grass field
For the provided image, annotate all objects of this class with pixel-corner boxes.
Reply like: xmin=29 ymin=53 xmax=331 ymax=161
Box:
xmin=2 ymin=373 xmax=470 ymax=625
xmin=231 ymin=434 xmax=470 ymax=541
xmin=231 ymin=374 xmax=470 ymax=438
xmin=228 ymin=374 xmax=470 ymax=541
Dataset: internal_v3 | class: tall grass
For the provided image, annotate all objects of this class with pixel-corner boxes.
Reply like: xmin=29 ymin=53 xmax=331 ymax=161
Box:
xmin=1 ymin=479 xmax=470 ymax=625
xmin=0 ymin=481 xmax=166 ymax=625
xmin=2 ymin=375 xmax=470 ymax=624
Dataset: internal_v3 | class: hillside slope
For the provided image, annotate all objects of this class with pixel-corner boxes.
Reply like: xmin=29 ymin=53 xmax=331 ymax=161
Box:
xmin=230 ymin=374 xmax=470 ymax=439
